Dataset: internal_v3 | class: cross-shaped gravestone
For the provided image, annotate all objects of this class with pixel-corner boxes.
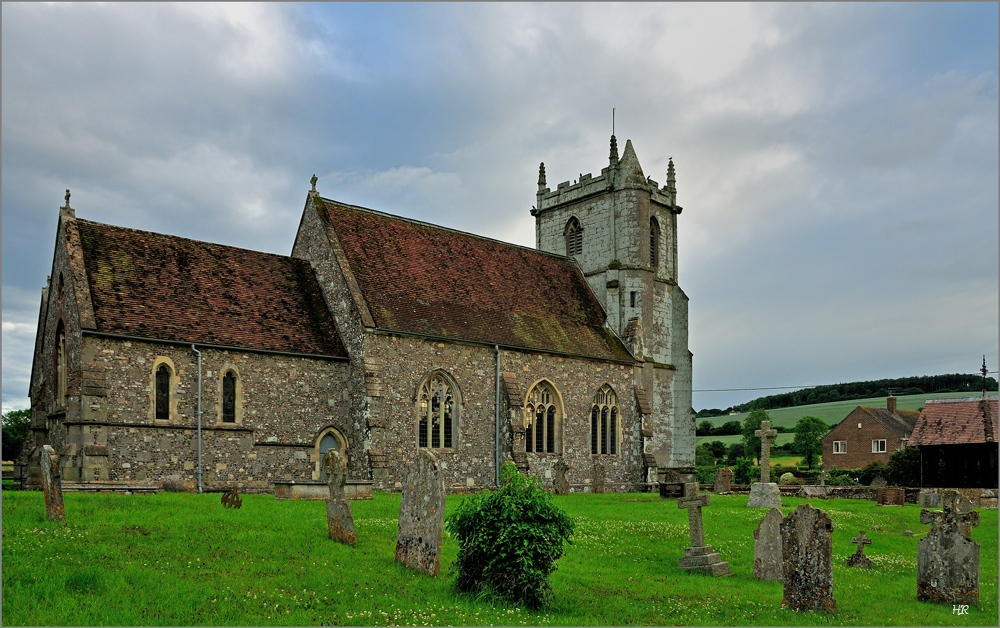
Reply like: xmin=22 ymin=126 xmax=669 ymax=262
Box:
xmin=678 ymin=483 xmax=711 ymax=548
xmin=755 ymin=420 xmax=778 ymax=483
xmin=323 ymin=449 xmax=347 ymax=501
xmin=846 ymin=530 xmax=873 ymax=568
xmin=819 ymin=470 xmax=828 ymax=486
xmin=322 ymin=450 xmax=356 ymax=545
xmin=553 ymin=458 xmax=570 ymax=495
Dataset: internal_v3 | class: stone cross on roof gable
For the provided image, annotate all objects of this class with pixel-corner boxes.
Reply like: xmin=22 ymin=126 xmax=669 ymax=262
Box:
xmin=755 ymin=420 xmax=778 ymax=483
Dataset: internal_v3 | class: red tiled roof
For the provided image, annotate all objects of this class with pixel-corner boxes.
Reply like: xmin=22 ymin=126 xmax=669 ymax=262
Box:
xmin=316 ymin=198 xmax=634 ymax=362
xmin=909 ymin=397 xmax=999 ymax=446
xmin=75 ymin=219 xmax=347 ymax=357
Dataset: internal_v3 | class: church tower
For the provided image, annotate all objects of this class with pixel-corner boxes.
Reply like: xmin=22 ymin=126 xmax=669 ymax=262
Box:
xmin=531 ymin=136 xmax=694 ymax=471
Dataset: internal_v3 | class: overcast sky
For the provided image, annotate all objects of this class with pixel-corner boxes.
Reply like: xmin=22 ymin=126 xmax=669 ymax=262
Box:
xmin=3 ymin=2 xmax=997 ymax=414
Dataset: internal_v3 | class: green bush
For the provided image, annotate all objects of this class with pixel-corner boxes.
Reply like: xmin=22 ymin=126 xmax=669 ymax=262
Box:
xmin=778 ymin=472 xmax=795 ymax=485
xmin=696 ymin=466 xmax=717 ymax=484
xmin=2 ymin=409 xmax=31 ymax=461
xmin=826 ymin=469 xmax=860 ymax=486
xmin=733 ymin=457 xmax=758 ymax=485
xmin=859 ymin=461 xmax=889 ymax=485
xmin=886 ymin=447 xmax=920 ymax=487
xmin=446 ymin=462 xmax=574 ymax=609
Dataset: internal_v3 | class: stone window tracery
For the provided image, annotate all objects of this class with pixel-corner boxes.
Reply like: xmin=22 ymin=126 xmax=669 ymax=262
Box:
xmin=591 ymin=384 xmax=619 ymax=455
xmin=525 ymin=380 xmax=560 ymax=454
xmin=565 ymin=218 xmax=583 ymax=257
xmin=417 ymin=373 xmax=457 ymax=449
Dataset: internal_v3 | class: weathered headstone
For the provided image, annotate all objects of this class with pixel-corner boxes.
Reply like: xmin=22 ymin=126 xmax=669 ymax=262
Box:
xmin=323 ymin=450 xmax=356 ymax=545
xmin=592 ymin=459 xmax=606 ymax=494
xmin=677 ymin=483 xmax=731 ymax=576
xmin=797 ymin=485 xmax=829 ymax=499
xmin=918 ymin=489 xmax=942 ymax=508
xmin=877 ymin=487 xmax=905 ymax=506
xmin=917 ymin=501 xmax=980 ymax=605
xmin=553 ymin=458 xmax=570 ymax=495
xmin=748 ymin=421 xmax=782 ymax=508
xmin=713 ymin=467 xmax=733 ymax=493
xmin=869 ymin=475 xmax=888 ymax=488
xmin=753 ymin=507 xmax=783 ymax=581
xmin=395 ymin=449 xmax=445 ymax=576
xmin=819 ymin=470 xmax=828 ymax=487
xmin=781 ymin=504 xmax=836 ymax=612
xmin=845 ymin=530 xmax=873 ymax=569
xmin=40 ymin=445 xmax=65 ymax=521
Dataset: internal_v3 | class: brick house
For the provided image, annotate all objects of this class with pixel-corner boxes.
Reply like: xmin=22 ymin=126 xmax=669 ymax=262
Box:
xmin=908 ymin=396 xmax=998 ymax=488
xmin=821 ymin=396 xmax=920 ymax=470
xmin=26 ymin=136 xmax=694 ymax=493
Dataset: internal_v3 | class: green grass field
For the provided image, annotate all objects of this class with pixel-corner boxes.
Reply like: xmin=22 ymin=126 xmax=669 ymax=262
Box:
xmin=2 ymin=490 xmax=996 ymax=626
xmin=698 ymin=391 xmax=985 ymax=431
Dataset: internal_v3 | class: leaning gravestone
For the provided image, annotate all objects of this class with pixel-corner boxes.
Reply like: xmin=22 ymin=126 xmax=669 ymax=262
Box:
xmin=395 ymin=449 xmax=446 ymax=576
xmin=677 ymin=483 xmax=731 ymax=576
xmin=747 ymin=421 xmax=781 ymax=508
xmin=877 ymin=487 xmax=905 ymax=506
xmin=869 ymin=475 xmax=887 ymax=488
xmin=917 ymin=497 xmax=980 ymax=605
xmin=553 ymin=458 xmax=570 ymax=495
xmin=323 ymin=450 xmax=356 ymax=545
xmin=713 ymin=467 xmax=733 ymax=493
xmin=753 ymin=507 xmax=783 ymax=581
xmin=845 ymin=530 xmax=873 ymax=569
xmin=592 ymin=459 xmax=606 ymax=494
xmin=40 ymin=445 xmax=65 ymax=521
xmin=781 ymin=504 xmax=836 ymax=612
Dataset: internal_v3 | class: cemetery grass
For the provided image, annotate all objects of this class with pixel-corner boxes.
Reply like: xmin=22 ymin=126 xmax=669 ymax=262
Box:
xmin=2 ymin=491 xmax=997 ymax=627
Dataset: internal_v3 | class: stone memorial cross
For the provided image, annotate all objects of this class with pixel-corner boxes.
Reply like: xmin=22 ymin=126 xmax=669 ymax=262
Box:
xmin=846 ymin=530 xmax=873 ymax=569
xmin=323 ymin=450 xmax=356 ymax=545
xmin=40 ymin=445 xmax=65 ymax=522
xmin=755 ymin=421 xmax=778 ymax=483
xmin=676 ymin=483 xmax=732 ymax=576
xmin=714 ymin=466 xmax=733 ymax=493
xmin=678 ymin=483 xmax=711 ymax=548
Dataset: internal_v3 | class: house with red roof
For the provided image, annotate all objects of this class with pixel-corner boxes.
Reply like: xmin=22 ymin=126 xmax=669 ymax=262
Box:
xmin=26 ymin=137 xmax=694 ymax=493
xmin=821 ymin=396 xmax=920 ymax=471
xmin=909 ymin=396 xmax=998 ymax=488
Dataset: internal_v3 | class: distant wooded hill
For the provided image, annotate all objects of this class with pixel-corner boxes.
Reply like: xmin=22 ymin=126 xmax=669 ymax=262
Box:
xmin=698 ymin=373 xmax=997 ymax=417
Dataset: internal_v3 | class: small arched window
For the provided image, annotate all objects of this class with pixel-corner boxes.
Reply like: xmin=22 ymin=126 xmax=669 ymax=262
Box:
xmin=315 ymin=427 xmax=348 ymax=481
xmin=417 ymin=373 xmax=457 ymax=449
xmin=55 ymin=322 xmax=67 ymax=407
xmin=565 ymin=218 xmax=583 ymax=256
xmin=650 ymin=217 xmax=660 ymax=268
xmin=222 ymin=371 xmax=237 ymax=423
xmin=591 ymin=384 xmax=619 ymax=455
xmin=525 ymin=380 xmax=560 ymax=454
xmin=155 ymin=364 xmax=171 ymax=420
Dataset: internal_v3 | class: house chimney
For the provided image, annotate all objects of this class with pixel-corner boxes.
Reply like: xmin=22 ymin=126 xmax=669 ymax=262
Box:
xmin=887 ymin=395 xmax=897 ymax=415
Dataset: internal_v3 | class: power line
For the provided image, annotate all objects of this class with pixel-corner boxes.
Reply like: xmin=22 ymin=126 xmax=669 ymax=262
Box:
xmin=693 ymin=371 xmax=999 ymax=393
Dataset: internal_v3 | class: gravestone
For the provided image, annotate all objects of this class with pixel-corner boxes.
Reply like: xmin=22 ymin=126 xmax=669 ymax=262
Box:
xmin=877 ymin=487 xmax=905 ymax=506
xmin=781 ymin=504 xmax=836 ymax=612
xmin=323 ymin=450 xmax=356 ymax=545
xmin=40 ymin=445 xmax=65 ymax=521
xmin=553 ymin=458 xmax=570 ymax=495
xmin=918 ymin=489 xmax=942 ymax=508
xmin=869 ymin=475 xmax=887 ymax=488
xmin=942 ymin=489 xmax=976 ymax=521
xmin=845 ymin=530 xmax=873 ymax=569
xmin=819 ymin=470 xmax=828 ymax=487
xmin=753 ymin=507 xmax=783 ymax=581
xmin=747 ymin=421 xmax=781 ymax=508
xmin=797 ymin=485 xmax=828 ymax=498
xmin=903 ymin=530 xmax=914 ymax=537
xmin=677 ymin=483 xmax=731 ymax=577
xmin=713 ymin=467 xmax=733 ymax=493
xmin=592 ymin=459 xmax=606 ymax=494
xmin=917 ymin=501 xmax=980 ymax=605
xmin=396 ymin=449 xmax=446 ymax=576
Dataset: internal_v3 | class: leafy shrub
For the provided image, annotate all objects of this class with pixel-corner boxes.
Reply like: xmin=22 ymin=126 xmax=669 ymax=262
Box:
xmin=733 ymin=457 xmax=758 ymax=485
xmin=826 ymin=469 xmax=860 ymax=486
xmin=725 ymin=442 xmax=744 ymax=464
xmin=778 ymin=472 xmax=795 ymax=485
xmin=2 ymin=409 xmax=31 ymax=461
xmin=785 ymin=477 xmax=804 ymax=486
xmin=695 ymin=443 xmax=716 ymax=466
xmin=859 ymin=461 xmax=889 ymax=485
xmin=886 ymin=447 xmax=920 ymax=487
xmin=446 ymin=462 xmax=574 ymax=609
xmin=696 ymin=466 xmax=717 ymax=484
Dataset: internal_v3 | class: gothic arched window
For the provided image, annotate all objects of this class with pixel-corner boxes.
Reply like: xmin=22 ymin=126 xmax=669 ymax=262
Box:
xmin=55 ymin=322 xmax=67 ymax=407
xmin=417 ymin=373 xmax=457 ymax=449
xmin=591 ymin=384 xmax=619 ymax=455
xmin=565 ymin=218 xmax=583 ymax=257
xmin=315 ymin=427 xmax=348 ymax=481
xmin=155 ymin=364 xmax=171 ymax=420
xmin=525 ymin=380 xmax=560 ymax=454
xmin=650 ymin=217 xmax=660 ymax=268
xmin=222 ymin=371 xmax=237 ymax=423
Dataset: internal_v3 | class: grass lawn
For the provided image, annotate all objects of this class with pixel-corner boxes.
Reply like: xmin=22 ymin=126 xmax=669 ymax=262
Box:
xmin=2 ymin=490 xmax=996 ymax=626
xmin=698 ymin=391 xmax=987 ymax=431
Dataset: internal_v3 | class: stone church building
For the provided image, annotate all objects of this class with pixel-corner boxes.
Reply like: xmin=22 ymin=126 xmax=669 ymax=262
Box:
xmin=26 ymin=136 xmax=694 ymax=493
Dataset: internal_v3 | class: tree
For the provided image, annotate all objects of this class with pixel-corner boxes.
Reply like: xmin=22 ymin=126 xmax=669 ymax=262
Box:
xmin=742 ymin=409 xmax=770 ymax=464
xmin=720 ymin=420 xmax=742 ymax=435
xmin=708 ymin=440 xmax=727 ymax=459
xmin=2 ymin=409 xmax=32 ymax=461
xmin=886 ymin=446 xmax=920 ymax=487
xmin=792 ymin=415 xmax=828 ymax=468
xmin=695 ymin=443 xmax=716 ymax=466
xmin=725 ymin=442 xmax=745 ymax=464
xmin=697 ymin=420 xmax=715 ymax=436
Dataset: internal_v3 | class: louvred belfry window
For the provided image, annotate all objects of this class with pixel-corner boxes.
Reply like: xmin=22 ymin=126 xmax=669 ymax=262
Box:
xmin=417 ymin=374 xmax=456 ymax=449
xmin=565 ymin=218 xmax=583 ymax=256
xmin=650 ymin=217 xmax=660 ymax=268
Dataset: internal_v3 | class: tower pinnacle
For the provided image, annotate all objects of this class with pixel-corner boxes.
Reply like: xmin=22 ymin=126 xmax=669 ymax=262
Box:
xmin=537 ymin=162 xmax=546 ymax=191
xmin=609 ymin=134 xmax=619 ymax=167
